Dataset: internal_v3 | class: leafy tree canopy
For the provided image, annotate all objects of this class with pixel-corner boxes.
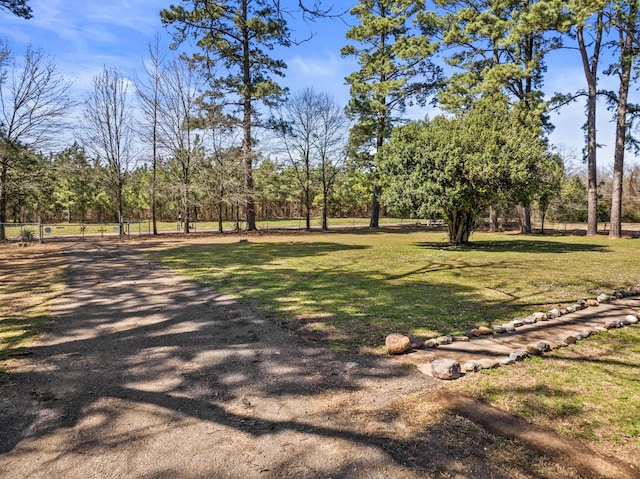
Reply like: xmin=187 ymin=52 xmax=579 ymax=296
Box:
xmin=378 ymin=94 xmax=557 ymax=244
xmin=0 ymin=0 xmax=31 ymax=19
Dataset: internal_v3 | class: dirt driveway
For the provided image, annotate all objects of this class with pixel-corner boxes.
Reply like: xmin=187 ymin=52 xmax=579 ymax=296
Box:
xmin=0 ymin=241 xmax=636 ymax=478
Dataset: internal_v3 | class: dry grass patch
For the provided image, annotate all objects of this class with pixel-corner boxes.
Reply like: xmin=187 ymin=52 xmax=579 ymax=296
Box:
xmin=0 ymin=242 xmax=66 ymax=368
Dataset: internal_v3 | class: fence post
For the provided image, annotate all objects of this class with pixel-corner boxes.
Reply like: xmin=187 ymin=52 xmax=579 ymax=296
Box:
xmin=38 ymin=217 xmax=43 ymax=243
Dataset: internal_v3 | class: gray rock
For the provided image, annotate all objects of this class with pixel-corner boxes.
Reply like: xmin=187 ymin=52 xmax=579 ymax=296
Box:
xmin=500 ymin=357 xmax=515 ymax=366
xmin=604 ymin=319 xmax=622 ymax=329
xmin=566 ymin=306 xmax=575 ymax=314
xmin=597 ymin=293 xmax=612 ymax=303
xmin=424 ymin=339 xmax=438 ymax=348
xmin=385 ymin=333 xmax=412 ymax=355
xmin=523 ymin=316 xmax=537 ymax=325
xmin=547 ymin=341 xmax=562 ymax=350
xmin=503 ymin=323 xmax=516 ymax=332
xmin=547 ymin=308 xmax=560 ymax=319
xmin=492 ymin=325 xmax=507 ymax=334
xmin=431 ymin=358 xmax=462 ymax=380
xmin=409 ymin=337 xmax=424 ymax=349
xmin=510 ymin=350 xmax=531 ymax=361
xmin=593 ymin=326 xmax=608 ymax=334
xmin=526 ymin=343 xmax=545 ymax=356
xmin=462 ymin=361 xmax=480 ymax=373
xmin=533 ymin=312 xmax=548 ymax=321
xmin=435 ymin=335 xmax=453 ymax=345
xmin=622 ymin=314 xmax=639 ymax=325
xmin=511 ymin=318 xmax=525 ymax=328
xmin=572 ymin=303 xmax=585 ymax=311
xmin=537 ymin=341 xmax=551 ymax=352
xmin=467 ymin=328 xmax=481 ymax=337
xmin=477 ymin=358 xmax=500 ymax=370
xmin=580 ymin=328 xmax=594 ymax=338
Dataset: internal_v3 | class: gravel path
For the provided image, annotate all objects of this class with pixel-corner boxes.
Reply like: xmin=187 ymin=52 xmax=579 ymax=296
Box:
xmin=0 ymin=242 xmax=441 ymax=479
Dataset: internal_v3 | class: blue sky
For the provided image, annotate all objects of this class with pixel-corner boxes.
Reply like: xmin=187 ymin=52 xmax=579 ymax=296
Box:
xmin=1 ymin=0 xmax=636 ymax=169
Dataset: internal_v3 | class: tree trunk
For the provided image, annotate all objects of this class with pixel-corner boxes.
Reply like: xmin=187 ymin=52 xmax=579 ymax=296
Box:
xmin=609 ymin=4 xmax=636 ymax=239
xmin=242 ymin=99 xmax=256 ymax=231
xmin=577 ymin=18 xmax=603 ymax=237
xmin=0 ymin=159 xmax=7 ymax=241
xmin=152 ymin=167 xmax=158 ymax=235
xmin=242 ymin=0 xmax=256 ymax=232
xmin=305 ymin=186 xmax=311 ymax=231
xmin=489 ymin=206 xmax=498 ymax=232
xmin=322 ymin=188 xmax=328 ymax=231
xmin=369 ymin=184 xmax=381 ymax=228
xmin=183 ymin=184 xmax=190 ymax=234
xmin=521 ymin=204 xmax=532 ymax=234
xmin=321 ymin=165 xmax=328 ymax=230
xmin=447 ymin=209 xmax=474 ymax=245
xmin=216 ymin=198 xmax=224 ymax=233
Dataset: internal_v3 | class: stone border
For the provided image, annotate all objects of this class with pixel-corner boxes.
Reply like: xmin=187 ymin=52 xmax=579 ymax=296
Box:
xmin=385 ymin=286 xmax=640 ymax=380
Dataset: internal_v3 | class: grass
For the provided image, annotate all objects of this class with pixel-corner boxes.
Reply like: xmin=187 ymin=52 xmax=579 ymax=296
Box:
xmin=451 ymin=325 xmax=640 ymax=467
xmin=0 ymin=243 xmax=65 ymax=369
xmin=140 ymin=228 xmax=640 ymax=351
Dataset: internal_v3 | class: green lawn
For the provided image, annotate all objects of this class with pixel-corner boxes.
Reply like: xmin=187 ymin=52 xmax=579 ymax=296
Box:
xmin=141 ymin=228 xmax=640 ymax=351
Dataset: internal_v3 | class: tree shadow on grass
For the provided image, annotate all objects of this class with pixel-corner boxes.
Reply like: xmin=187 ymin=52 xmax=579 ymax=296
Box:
xmin=146 ymin=240 xmax=617 ymax=347
xmin=416 ymin=239 xmax=611 ymax=254
xmin=145 ymin=241 xmax=526 ymax=342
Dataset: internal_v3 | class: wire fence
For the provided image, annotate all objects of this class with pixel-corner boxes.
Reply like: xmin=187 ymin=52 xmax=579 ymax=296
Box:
xmin=1 ymin=222 xmax=43 ymax=243
xmin=1 ymin=217 xmax=426 ymax=243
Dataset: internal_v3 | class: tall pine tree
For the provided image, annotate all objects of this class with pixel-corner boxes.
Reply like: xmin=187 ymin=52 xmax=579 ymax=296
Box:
xmin=161 ymin=1 xmax=330 ymax=230
xmin=342 ymin=0 xmax=439 ymax=227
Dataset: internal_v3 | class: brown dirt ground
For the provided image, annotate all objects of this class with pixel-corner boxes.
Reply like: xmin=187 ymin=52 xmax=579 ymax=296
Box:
xmin=0 ymin=239 xmax=638 ymax=479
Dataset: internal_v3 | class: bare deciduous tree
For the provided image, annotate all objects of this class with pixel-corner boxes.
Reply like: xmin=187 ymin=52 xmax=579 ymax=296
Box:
xmin=272 ymin=88 xmax=317 ymax=231
xmin=156 ymin=58 xmax=203 ymax=234
xmin=0 ymin=44 xmax=73 ymax=240
xmin=82 ymin=66 xmax=135 ymax=237
xmin=272 ymin=87 xmax=348 ymax=230
xmin=312 ymin=92 xmax=348 ymax=230
xmin=136 ymin=35 xmax=166 ymax=235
